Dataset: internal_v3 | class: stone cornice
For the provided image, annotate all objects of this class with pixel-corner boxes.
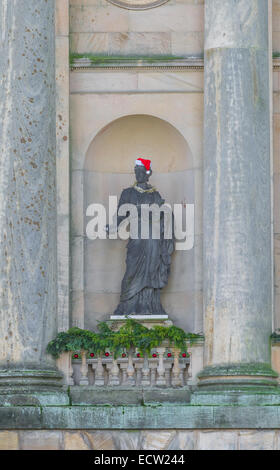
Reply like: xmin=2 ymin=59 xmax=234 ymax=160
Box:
xmin=274 ymin=58 xmax=280 ymax=70
xmin=70 ymin=57 xmax=204 ymax=72
xmin=71 ymin=57 xmax=280 ymax=72
xmin=2 ymin=403 xmax=280 ymax=429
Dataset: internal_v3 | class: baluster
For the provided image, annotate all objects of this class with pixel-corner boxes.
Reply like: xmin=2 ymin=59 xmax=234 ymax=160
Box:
xmin=183 ymin=364 xmax=189 ymax=385
xmin=135 ymin=362 xmax=142 ymax=385
xmin=105 ymin=362 xmax=111 ymax=385
xmin=179 ymin=367 xmax=185 ymax=386
xmin=68 ymin=352 xmax=75 ymax=385
xmin=156 ymin=347 xmax=166 ymax=386
xmin=109 ymin=357 xmax=120 ymax=386
xmin=79 ymin=350 xmax=89 ymax=385
xmin=90 ymin=359 xmax=97 ymax=384
xmin=187 ymin=348 xmax=193 ymax=380
xmin=165 ymin=367 xmax=171 ymax=387
xmin=87 ymin=363 xmax=94 ymax=385
xmin=150 ymin=367 xmax=157 ymax=386
xmin=120 ymin=363 xmax=128 ymax=385
xmin=94 ymin=354 xmax=105 ymax=386
xmin=141 ymin=353 xmax=150 ymax=386
xmin=171 ymin=348 xmax=181 ymax=387
xmin=127 ymin=347 xmax=135 ymax=386
xmin=150 ymin=359 xmax=157 ymax=386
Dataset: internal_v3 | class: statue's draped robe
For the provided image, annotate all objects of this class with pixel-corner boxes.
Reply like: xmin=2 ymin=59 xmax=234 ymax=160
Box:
xmin=114 ymin=185 xmax=174 ymax=315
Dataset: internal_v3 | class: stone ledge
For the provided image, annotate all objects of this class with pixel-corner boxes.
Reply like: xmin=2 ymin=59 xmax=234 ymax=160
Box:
xmin=70 ymin=57 xmax=280 ymax=71
xmin=2 ymin=404 xmax=280 ymax=430
xmin=70 ymin=386 xmax=191 ymax=405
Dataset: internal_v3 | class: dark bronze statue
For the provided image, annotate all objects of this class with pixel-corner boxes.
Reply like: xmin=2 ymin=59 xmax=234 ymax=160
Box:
xmin=110 ymin=159 xmax=174 ymax=316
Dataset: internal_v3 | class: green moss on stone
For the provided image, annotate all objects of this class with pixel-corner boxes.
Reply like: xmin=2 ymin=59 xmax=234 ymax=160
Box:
xmin=198 ymin=362 xmax=278 ymax=377
xmin=70 ymin=53 xmax=190 ymax=66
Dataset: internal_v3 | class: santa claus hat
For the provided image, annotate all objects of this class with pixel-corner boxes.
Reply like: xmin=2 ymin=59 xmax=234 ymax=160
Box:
xmin=135 ymin=158 xmax=152 ymax=175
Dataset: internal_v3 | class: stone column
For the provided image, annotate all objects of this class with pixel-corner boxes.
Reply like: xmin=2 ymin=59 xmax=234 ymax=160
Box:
xmin=198 ymin=0 xmax=278 ymax=394
xmin=0 ymin=0 xmax=64 ymax=400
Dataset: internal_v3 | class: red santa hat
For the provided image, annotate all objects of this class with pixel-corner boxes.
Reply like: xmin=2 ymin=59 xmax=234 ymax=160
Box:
xmin=135 ymin=158 xmax=152 ymax=175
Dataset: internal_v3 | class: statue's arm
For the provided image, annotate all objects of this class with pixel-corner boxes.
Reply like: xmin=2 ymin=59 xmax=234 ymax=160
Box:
xmin=154 ymin=190 xmax=165 ymax=206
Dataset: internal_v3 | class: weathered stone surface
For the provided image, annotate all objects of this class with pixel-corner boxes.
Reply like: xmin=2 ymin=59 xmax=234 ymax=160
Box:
xmin=171 ymin=32 xmax=204 ymax=56
xmin=276 ymin=430 xmax=280 ymax=450
xmin=113 ymin=431 xmax=141 ymax=450
xmin=0 ymin=390 xmax=69 ymax=407
xmin=129 ymin=4 xmax=204 ymax=33
xmin=70 ymin=5 xmax=129 ymax=33
xmin=0 ymin=0 xmax=59 ymax=380
xmin=2 ymin=428 xmax=280 ymax=450
xmin=274 ymin=294 xmax=280 ymax=331
xmin=68 ymin=0 xmax=205 ymax=56
xmin=0 ymin=407 xmax=42 ymax=429
xmin=64 ymin=432 xmax=90 ymax=450
xmin=202 ymin=0 xmax=273 ymax=387
xmin=273 ymin=0 xmax=280 ymax=35
xmin=2 ymin=403 xmax=280 ymax=430
xmin=167 ymin=431 xmax=196 ymax=450
xmin=19 ymin=431 xmax=62 ymax=450
xmin=56 ymin=4 xmax=70 ymax=333
xmin=70 ymin=387 xmax=143 ymax=405
xmin=70 ymin=32 xmax=109 ymax=55
xmin=143 ymin=388 xmax=191 ymax=404
xmin=0 ymin=431 xmax=19 ymax=450
xmin=70 ymin=387 xmax=190 ymax=406
xmin=238 ymin=431 xmax=276 ymax=450
xmin=108 ymin=32 xmax=172 ymax=56
xmin=85 ymin=431 xmax=116 ymax=450
xmin=56 ymin=0 xmax=69 ymax=37
xmin=198 ymin=431 xmax=238 ymax=450
xmin=141 ymin=431 xmax=176 ymax=450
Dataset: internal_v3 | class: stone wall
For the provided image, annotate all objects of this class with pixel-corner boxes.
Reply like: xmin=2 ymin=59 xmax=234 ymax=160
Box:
xmin=64 ymin=0 xmax=280 ymax=332
xmin=274 ymin=60 xmax=280 ymax=330
xmin=273 ymin=0 xmax=280 ymax=54
xmin=69 ymin=0 xmax=280 ymax=56
xmin=1 ymin=429 xmax=280 ymax=450
xmin=69 ymin=0 xmax=205 ymax=57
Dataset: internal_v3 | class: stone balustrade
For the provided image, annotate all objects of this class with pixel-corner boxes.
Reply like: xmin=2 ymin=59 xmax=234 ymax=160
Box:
xmin=57 ymin=339 xmax=204 ymax=388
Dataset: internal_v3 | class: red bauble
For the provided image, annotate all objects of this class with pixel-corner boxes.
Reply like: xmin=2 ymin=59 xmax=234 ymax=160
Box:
xmin=152 ymin=353 xmax=157 ymax=358
xmin=137 ymin=353 xmax=141 ymax=358
xmin=182 ymin=353 xmax=187 ymax=358
xmin=167 ymin=352 xmax=172 ymax=357
xmin=74 ymin=354 xmax=79 ymax=359
xmin=122 ymin=353 xmax=126 ymax=358
xmin=90 ymin=353 xmax=95 ymax=357
xmin=105 ymin=352 xmax=110 ymax=357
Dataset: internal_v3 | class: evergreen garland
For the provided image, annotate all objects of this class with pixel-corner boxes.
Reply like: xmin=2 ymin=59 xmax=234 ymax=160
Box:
xmin=46 ymin=319 xmax=203 ymax=359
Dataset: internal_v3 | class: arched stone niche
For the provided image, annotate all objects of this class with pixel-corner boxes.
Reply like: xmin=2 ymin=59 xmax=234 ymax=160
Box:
xmin=79 ymin=114 xmax=199 ymax=332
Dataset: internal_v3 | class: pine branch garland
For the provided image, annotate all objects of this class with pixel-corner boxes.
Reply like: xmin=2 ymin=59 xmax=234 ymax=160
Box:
xmin=46 ymin=319 xmax=203 ymax=358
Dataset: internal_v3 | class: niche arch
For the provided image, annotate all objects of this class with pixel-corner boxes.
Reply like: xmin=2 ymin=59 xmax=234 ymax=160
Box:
xmin=74 ymin=114 xmax=197 ymax=331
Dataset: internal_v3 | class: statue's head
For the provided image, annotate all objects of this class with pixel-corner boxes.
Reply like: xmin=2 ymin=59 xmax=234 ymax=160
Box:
xmin=134 ymin=158 xmax=152 ymax=183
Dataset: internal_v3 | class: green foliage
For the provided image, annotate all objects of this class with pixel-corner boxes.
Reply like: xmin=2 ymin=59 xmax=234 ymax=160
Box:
xmin=271 ymin=329 xmax=280 ymax=343
xmin=46 ymin=319 xmax=203 ymax=358
xmin=69 ymin=53 xmax=185 ymax=66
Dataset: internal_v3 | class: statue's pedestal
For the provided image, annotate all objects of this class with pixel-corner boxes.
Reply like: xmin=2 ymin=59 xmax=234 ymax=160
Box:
xmin=109 ymin=314 xmax=172 ymax=329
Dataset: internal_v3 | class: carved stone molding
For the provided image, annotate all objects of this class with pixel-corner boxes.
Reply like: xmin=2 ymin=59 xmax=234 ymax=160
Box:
xmin=71 ymin=57 xmax=204 ymax=72
xmin=106 ymin=0 xmax=170 ymax=10
xmin=71 ymin=57 xmax=280 ymax=72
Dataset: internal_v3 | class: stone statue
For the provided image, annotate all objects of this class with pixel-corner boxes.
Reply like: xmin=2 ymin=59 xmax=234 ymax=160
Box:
xmin=110 ymin=158 xmax=174 ymax=316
